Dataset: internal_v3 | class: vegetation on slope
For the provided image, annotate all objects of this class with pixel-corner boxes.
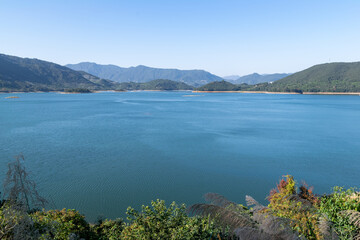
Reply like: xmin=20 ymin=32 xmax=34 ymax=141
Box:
xmin=255 ymin=62 xmax=360 ymax=92
xmin=64 ymin=88 xmax=93 ymax=93
xmin=195 ymin=80 xmax=251 ymax=91
xmin=118 ymin=79 xmax=193 ymax=91
xmin=191 ymin=176 xmax=360 ymax=240
xmin=0 ymin=53 xmax=194 ymax=92
xmin=198 ymin=62 xmax=360 ymax=93
xmin=0 ymin=54 xmax=120 ymax=92
xmin=78 ymin=71 xmax=122 ymax=90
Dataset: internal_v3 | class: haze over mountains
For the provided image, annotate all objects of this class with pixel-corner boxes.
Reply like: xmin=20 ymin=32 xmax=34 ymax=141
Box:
xmin=66 ymin=62 xmax=222 ymax=86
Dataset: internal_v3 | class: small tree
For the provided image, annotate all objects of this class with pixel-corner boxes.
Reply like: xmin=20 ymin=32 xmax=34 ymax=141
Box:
xmin=3 ymin=154 xmax=47 ymax=212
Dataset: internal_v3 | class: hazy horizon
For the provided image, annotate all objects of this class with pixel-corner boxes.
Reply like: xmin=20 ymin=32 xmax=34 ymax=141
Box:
xmin=1 ymin=0 xmax=360 ymax=76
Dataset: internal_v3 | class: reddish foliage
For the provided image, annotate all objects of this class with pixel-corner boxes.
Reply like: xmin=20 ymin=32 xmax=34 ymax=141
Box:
xmin=268 ymin=178 xmax=289 ymax=201
xmin=298 ymin=181 xmax=320 ymax=206
xmin=277 ymin=179 xmax=288 ymax=192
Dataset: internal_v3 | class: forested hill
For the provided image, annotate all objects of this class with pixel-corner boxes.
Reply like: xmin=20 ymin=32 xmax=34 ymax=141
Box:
xmin=117 ymin=79 xmax=193 ymax=91
xmin=256 ymin=62 xmax=360 ymax=92
xmin=231 ymin=73 xmax=290 ymax=85
xmin=0 ymin=54 xmax=119 ymax=92
xmin=195 ymin=80 xmax=250 ymax=91
xmin=66 ymin=62 xmax=223 ymax=86
xmin=198 ymin=62 xmax=360 ymax=93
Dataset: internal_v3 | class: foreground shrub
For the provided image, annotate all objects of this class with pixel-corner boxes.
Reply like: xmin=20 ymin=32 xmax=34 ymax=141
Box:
xmin=0 ymin=203 xmax=38 ymax=240
xmin=32 ymin=208 xmax=92 ymax=240
xmin=121 ymin=199 xmax=223 ymax=240
xmin=190 ymin=192 xmax=300 ymax=240
xmin=319 ymin=186 xmax=360 ymax=239
xmin=267 ymin=175 xmax=322 ymax=239
xmin=91 ymin=218 xmax=125 ymax=240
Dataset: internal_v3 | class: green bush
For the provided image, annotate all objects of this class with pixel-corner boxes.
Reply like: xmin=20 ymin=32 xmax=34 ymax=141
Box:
xmin=267 ymin=175 xmax=321 ymax=239
xmin=319 ymin=186 xmax=360 ymax=239
xmin=91 ymin=218 xmax=125 ymax=240
xmin=31 ymin=208 xmax=93 ymax=240
xmin=121 ymin=199 xmax=223 ymax=240
xmin=0 ymin=203 xmax=39 ymax=240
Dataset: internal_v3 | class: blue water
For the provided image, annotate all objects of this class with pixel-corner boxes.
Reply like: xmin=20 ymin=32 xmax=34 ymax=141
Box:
xmin=1 ymin=92 xmax=360 ymax=221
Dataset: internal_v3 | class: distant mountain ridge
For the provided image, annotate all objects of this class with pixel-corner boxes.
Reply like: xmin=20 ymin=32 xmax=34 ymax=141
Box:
xmin=66 ymin=62 xmax=223 ymax=86
xmin=228 ymin=73 xmax=290 ymax=85
xmin=0 ymin=54 xmax=119 ymax=92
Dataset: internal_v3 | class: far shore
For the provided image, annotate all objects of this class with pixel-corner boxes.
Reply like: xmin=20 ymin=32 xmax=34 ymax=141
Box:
xmin=192 ymin=90 xmax=360 ymax=95
xmin=2 ymin=90 xmax=360 ymax=95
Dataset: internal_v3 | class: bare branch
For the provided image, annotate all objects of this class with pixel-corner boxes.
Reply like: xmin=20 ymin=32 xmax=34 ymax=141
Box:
xmin=3 ymin=154 xmax=47 ymax=211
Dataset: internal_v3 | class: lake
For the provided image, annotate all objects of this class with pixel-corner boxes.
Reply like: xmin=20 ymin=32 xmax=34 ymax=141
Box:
xmin=1 ymin=91 xmax=359 ymax=221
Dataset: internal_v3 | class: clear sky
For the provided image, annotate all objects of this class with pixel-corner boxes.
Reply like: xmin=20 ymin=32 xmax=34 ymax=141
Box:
xmin=1 ymin=0 xmax=360 ymax=76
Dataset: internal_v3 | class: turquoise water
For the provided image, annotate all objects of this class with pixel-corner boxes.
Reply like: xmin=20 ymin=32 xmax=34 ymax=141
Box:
xmin=1 ymin=92 xmax=360 ymax=221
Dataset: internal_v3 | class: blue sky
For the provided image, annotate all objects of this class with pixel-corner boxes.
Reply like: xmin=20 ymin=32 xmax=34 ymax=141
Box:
xmin=1 ymin=0 xmax=360 ymax=76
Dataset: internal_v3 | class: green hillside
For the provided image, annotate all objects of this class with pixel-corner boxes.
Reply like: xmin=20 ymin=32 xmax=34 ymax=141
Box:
xmin=66 ymin=62 xmax=223 ymax=86
xmin=77 ymin=71 xmax=121 ymax=89
xmin=0 ymin=54 xmax=117 ymax=92
xmin=0 ymin=54 xmax=192 ymax=92
xmin=196 ymin=80 xmax=250 ymax=91
xmin=118 ymin=79 xmax=193 ymax=91
xmin=197 ymin=62 xmax=360 ymax=93
xmin=261 ymin=62 xmax=360 ymax=92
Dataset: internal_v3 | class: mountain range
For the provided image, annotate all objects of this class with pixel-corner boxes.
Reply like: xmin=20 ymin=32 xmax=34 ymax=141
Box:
xmin=0 ymin=54 xmax=195 ymax=92
xmin=1 ymin=53 xmax=360 ymax=93
xmin=199 ymin=62 xmax=360 ymax=93
xmin=66 ymin=62 xmax=222 ymax=86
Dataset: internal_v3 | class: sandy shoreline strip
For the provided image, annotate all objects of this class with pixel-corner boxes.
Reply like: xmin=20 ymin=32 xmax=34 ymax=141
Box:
xmin=193 ymin=91 xmax=360 ymax=95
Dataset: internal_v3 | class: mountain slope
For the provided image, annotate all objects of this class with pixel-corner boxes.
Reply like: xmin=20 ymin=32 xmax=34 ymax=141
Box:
xmin=77 ymin=71 xmax=122 ymax=89
xmin=118 ymin=79 xmax=193 ymax=91
xmin=0 ymin=54 xmax=118 ymax=92
xmin=230 ymin=73 xmax=290 ymax=85
xmin=66 ymin=62 xmax=223 ymax=86
xmin=261 ymin=62 xmax=360 ymax=92
xmin=195 ymin=80 xmax=251 ymax=91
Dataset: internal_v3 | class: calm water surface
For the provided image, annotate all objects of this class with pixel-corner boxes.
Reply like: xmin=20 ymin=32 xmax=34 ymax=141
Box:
xmin=1 ymin=92 xmax=359 ymax=221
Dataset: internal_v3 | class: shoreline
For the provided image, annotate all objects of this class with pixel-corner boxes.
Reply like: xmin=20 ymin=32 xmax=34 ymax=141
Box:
xmin=1 ymin=90 xmax=360 ymax=95
xmin=192 ymin=91 xmax=360 ymax=95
